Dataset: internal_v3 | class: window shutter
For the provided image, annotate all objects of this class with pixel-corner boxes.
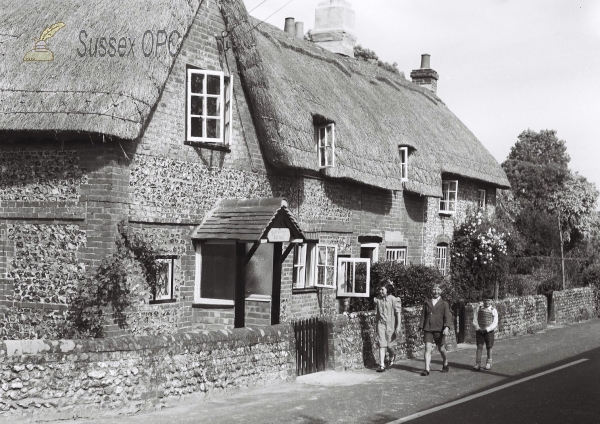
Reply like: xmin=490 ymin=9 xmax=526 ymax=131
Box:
xmin=224 ymin=75 xmax=233 ymax=146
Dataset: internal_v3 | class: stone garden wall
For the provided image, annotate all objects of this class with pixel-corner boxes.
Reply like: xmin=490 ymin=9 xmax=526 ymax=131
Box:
xmin=0 ymin=324 xmax=295 ymax=421
xmin=323 ymin=307 xmax=457 ymax=371
xmin=551 ymin=287 xmax=596 ymax=324
xmin=465 ymin=295 xmax=547 ymax=343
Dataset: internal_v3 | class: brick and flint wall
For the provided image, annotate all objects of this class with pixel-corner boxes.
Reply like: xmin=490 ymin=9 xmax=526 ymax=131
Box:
xmin=551 ymin=287 xmax=596 ymax=324
xmin=0 ymin=325 xmax=295 ymax=420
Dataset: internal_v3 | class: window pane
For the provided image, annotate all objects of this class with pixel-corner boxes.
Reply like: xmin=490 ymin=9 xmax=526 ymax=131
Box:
xmin=190 ymin=96 xmax=203 ymax=115
xmin=318 ymin=247 xmax=326 ymax=266
xmin=155 ymin=259 xmax=172 ymax=300
xmin=449 ymin=201 xmax=455 ymax=211
xmin=207 ymin=75 xmax=221 ymax=95
xmin=320 ymin=148 xmax=326 ymax=167
xmin=319 ymin=127 xmax=326 ymax=145
xmin=201 ymin=244 xmax=235 ymax=300
xmin=450 ymin=181 xmax=457 ymax=191
xmin=191 ymin=73 xmax=204 ymax=94
xmin=207 ymin=97 xmax=220 ymax=116
xmin=327 ymin=247 xmax=335 ymax=266
xmin=191 ymin=117 xmax=203 ymax=138
xmin=206 ymin=118 xmax=220 ymax=138
xmin=326 ymin=146 xmax=333 ymax=166
xmin=318 ymin=267 xmax=325 ymax=285
xmin=448 ymin=192 xmax=456 ymax=202
xmin=326 ymin=265 xmax=334 ymax=286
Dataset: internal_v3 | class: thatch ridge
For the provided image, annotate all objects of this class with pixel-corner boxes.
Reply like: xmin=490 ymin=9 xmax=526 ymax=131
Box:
xmin=0 ymin=0 xmax=203 ymax=139
xmin=220 ymin=0 xmax=509 ymax=194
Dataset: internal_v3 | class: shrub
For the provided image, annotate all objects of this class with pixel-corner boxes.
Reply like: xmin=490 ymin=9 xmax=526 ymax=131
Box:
xmin=349 ymin=262 xmax=443 ymax=312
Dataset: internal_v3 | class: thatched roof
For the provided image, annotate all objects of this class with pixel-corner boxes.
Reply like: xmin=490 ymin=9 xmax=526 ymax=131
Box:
xmin=219 ymin=0 xmax=510 ymax=195
xmin=0 ymin=0 xmax=202 ymax=139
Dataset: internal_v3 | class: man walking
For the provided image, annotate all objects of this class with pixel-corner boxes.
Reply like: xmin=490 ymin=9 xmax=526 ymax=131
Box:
xmin=374 ymin=284 xmax=402 ymax=372
xmin=420 ymin=283 xmax=452 ymax=376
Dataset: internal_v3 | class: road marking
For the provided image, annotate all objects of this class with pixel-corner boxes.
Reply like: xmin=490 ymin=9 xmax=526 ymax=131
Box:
xmin=388 ymin=358 xmax=589 ymax=423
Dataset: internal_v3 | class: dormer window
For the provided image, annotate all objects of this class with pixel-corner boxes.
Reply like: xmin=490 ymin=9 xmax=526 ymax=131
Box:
xmin=316 ymin=123 xmax=335 ymax=168
xmin=186 ymin=68 xmax=233 ymax=145
xmin=478 ymin=189 xmax=486 ymax=209
xmin=399 ymin=146 xmax=408 ymax=180
xmin=440 ymin=180 xmax=458 ymax=214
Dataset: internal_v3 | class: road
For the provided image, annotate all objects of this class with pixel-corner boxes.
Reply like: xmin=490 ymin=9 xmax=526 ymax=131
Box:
xmin=37 ymin=319 xmax=600 ymax=424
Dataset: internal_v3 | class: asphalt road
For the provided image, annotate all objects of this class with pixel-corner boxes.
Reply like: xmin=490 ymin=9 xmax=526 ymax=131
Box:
xmin=35 ymin=319 xmax=600 ymax=424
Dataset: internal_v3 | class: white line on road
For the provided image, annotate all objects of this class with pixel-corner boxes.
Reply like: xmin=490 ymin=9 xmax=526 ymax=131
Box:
xmin=388 ymin=358 xmax=589 ymax=423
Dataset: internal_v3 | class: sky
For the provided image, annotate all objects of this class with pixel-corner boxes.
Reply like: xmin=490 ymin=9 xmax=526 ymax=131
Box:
xmin=244 ymin=0 xmax=600 ymax=201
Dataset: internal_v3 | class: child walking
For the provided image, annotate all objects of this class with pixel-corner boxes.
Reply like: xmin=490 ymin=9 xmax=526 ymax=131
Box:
xmin=419 ymin=283 xmax=452 ymax=376
xmin=374 ymin=284 xmax=402 ymax=372
xmin=472 ymin=291 xmax=498 ymax=371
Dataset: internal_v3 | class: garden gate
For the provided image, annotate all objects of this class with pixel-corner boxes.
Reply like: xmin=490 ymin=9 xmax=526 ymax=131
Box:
xmin=293 ymin=317 xmax=326 ymax=376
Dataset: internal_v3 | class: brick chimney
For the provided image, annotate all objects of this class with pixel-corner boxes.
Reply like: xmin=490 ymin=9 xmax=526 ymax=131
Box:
xmin=410 ymin=54 xmax=439 ymax=93
xmin=311 ymin=0 xmax=356 ymax=57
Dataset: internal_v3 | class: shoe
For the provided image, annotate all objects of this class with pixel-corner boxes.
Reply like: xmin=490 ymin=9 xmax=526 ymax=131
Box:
xmin=377 ymin=366 xmax=386 ymax=373
xmin=442 ymin=363 xmax=450 ymax=373
xmin=473 ymin=364 xmax=481 ymax=371
xmin=387 ymin=354 xmax=396 ymax=369
xmin=484 ymin=362 xmax=492 ymax=370
xmin=420 ymin=370 xmax=429 ymax=376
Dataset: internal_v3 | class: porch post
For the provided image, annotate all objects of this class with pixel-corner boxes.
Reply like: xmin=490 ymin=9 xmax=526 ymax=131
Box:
xmin=235 ymin=242 xmax=246 ymax=328
xmin=271 ymin=241 xmax=282 ymax=325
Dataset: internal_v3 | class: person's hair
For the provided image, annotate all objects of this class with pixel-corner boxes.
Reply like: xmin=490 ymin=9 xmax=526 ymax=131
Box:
xmin=482 ymin=288 xmax=495 ymax=300
xmin=386 ymin=283 xmax=394 ymax=295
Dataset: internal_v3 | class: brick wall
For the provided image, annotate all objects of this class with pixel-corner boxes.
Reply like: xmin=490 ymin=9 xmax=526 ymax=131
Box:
xmin=0 ymin=325 xmax=295 ymax=420
xmin=551 ymin=287 xmax=596 ymax=324
xmin=465 ymin=295 xmax=547 ymax=343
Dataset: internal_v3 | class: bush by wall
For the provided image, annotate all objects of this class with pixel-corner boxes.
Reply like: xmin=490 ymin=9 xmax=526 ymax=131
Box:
xmin=0 ymin=325 xmax=295 ymax=420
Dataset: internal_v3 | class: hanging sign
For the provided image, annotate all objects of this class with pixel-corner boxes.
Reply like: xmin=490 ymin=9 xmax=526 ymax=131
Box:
xmin=267 ymin=228 xmax=290 ymax=242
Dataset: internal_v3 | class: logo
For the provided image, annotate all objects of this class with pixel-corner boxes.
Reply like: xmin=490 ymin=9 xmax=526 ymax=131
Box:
xmin=23 ymin=22 xmax=65 ymax=62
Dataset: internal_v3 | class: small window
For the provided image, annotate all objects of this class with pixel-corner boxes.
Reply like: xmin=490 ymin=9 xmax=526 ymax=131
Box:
xmin=440 ymin=180 xmax=458 ymax=214
xmin=337 ymin=258 xmax=370 ymax=297
xmin=293 ymin=243 xmax=316 ymax=289
xmin=316 ymin=123 xmax=335 ymax=168
xmin=360 ymin=243 xmax=379 ymax=264
xmin=399 ymin=147 xmax=408 ymax=181
xmin=151 ymin=257 xmax=176 ymax=303
xmin=478 ymin=189 xmax=486 ymax=209
xmin=186 ymin=68 xmax=233 ymax=144
xmin=316 ymin=244 xmax=337 ymax=287
xmin=436 ymin=244 xmax=448 ymax=276
xmin=194 ymin=241 xmax=235 ymax=305
xmin=386 ymin=247 xmax=406 ymax=264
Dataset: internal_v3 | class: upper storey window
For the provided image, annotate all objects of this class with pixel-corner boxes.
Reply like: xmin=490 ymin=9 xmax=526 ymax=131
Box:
xmin=440 ymin=180 xmax=458 ymax=214
xmin=186 ymin=68 xmax=233 ymax=144
xmin=399 ymin=147 xmax=408 ymax=181
xmin=316 ymin=123 xmax=335 ymax=168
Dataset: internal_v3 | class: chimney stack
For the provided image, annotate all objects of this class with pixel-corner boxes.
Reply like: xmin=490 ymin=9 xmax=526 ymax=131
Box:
xmin=311 ymin=0 xmax=356 ymax=57
xmin=410 ymin=54 xmax=439 ymax=93
xmin=284 ymin=17 xmax=296 ymax=36
xmin=295 ymin=21 xmax=304 ymax=39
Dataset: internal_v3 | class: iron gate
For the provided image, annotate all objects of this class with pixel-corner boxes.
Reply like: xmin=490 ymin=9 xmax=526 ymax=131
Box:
xmin=293 ymin=317 xmax=326 ymax=376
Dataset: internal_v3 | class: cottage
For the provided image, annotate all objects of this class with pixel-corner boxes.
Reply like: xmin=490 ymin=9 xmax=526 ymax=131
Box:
xmin=0 ymin=0 xmax=509 ymax=338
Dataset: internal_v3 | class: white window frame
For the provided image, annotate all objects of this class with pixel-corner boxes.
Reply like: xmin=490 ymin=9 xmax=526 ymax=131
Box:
xmin=316 ymin=123 xmax=335 ymax=168
xmin=440 ymin=180 xmax=458 ymax=214
xmin=194 ymin=240 xmax=235 ymax=305
xmin=151 ymin=257 xmax=175 ymax=302
xmin=478 ymin=189 xmax=486 ymax=209
xmin=436 ymin=245 xmax=448 ymax=276
xmin=315 ymin=244 xmax=337 ymax=288
xmin=337 ymin=258 xmax=370 ymax=298
xmin=360 ymin=243 xmax=380 ymax=263
xmin=386 ymin=247 xmax=407 ymax=264
xmin=399 ymin=147 xmax=408 ymax=181
xmin=186 ymin=68 xmax=233 ymax=144
xmin=293 ymin=243 xmax=316 ymax=289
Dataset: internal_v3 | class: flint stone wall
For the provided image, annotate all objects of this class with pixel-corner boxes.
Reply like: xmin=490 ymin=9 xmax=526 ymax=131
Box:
xmin=465 ymin=295 xmax=547 ymax=343
xmin=0 ymin=325 xmax=295 ymax=421
xmin=551 ymin=287 xmax=596 ymax=324
xmin=323 ymin=307 xmax=457 ymax=371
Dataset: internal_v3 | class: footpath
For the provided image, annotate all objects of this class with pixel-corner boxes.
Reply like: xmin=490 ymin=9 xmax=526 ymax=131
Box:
xmin=37 ymin=318 xmax=600 ymax=424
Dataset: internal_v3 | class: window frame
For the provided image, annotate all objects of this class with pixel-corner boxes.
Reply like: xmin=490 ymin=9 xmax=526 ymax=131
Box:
xmin=293 ymin=243 xmax=316 ymax=290
xmin=386 ymin=247 xmax=407 ymax=264
xmin=399 ymin=146 xmax=408 ymax=181
xmin=194 ymin=240 xmax=236 ymax=306
xmin=440 ymin=180 xmax=458 ymax=214
xmin=316 ymin=123 xmax=335 ymax=168
xmin=186 ymin=68 xmax=233 ymax=145
xmin=360 ymin=243 xmax=380 ymax=263
xmin=315 ymin=244 xmax=337 ymax=288
xmin=150 ymin=256 xmax=176 ymax=304
xmin=436 ymin=244 xmax=448 ymax=276
xmin=478 ymin=189 xmax=486 ymax=209
xmin=337 ymin=258 xmax=370 ymax=298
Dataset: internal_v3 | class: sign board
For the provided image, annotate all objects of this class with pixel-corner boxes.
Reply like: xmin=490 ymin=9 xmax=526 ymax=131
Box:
xmin=267 ymin=228 xmax=290 ymax=242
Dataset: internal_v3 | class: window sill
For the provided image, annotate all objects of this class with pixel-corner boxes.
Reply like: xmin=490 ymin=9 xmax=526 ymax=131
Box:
xmin=246 ymin=294 xmax=271 ymax=302
xmin=184 ymin=140 xmax=231 ymax=152
xmin=438 ymin=211 xmax=455 ymax=217
xmin=149 ymin=299 xmax=176 ymax=305
xmin=292 ymin=287 xmax=318 ymax=294
xmin=192 ymin=299 xmax=235 ymax=308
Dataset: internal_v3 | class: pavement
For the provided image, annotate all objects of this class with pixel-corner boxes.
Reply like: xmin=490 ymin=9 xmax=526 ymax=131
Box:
xmin=37 ymin=318 xmax=600 ymax=424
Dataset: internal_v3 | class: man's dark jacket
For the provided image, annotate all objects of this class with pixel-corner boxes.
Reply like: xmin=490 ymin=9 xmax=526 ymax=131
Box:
xmin=420 ymin=299 xmax=452 ymax=332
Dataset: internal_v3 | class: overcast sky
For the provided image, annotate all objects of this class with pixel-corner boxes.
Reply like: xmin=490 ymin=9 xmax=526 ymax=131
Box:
xmin=244 ymin=0 xmax=600 ymax=202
